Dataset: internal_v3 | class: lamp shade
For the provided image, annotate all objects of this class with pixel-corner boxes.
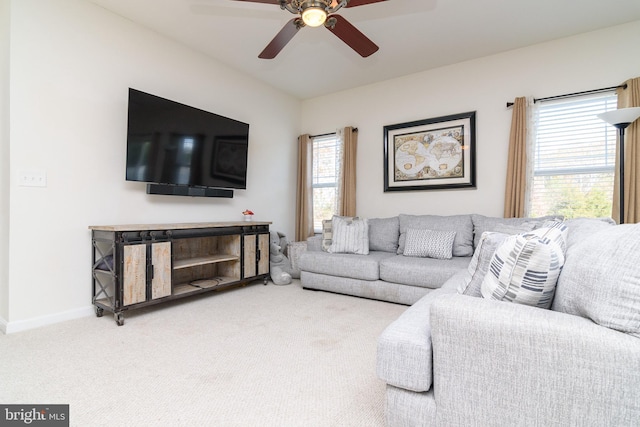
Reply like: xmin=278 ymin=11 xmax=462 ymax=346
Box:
xmin=597 ymin=107 xmax=640 ymax=128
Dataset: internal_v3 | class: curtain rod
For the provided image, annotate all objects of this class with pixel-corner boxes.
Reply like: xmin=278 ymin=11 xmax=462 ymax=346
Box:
xmin=506 ymin=84 xmax=627 ymax=108
xmin=309 ymin=127 xmax=358 ymax=139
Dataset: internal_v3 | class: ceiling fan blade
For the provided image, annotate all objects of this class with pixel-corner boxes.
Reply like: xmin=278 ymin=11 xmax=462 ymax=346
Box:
xmin=259 ymin=18 xmax=301 ymax=59
xmin=325 ymin=14 xmax=378 ymax=57
xmin=344 ymin=0 xmax=388 ymax=7
xmin=232 ymin=0 xmax=280 ymax=4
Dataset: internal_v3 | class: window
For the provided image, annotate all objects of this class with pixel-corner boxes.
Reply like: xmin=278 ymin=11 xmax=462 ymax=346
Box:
xmin=312 ymin=133 xmax=341 ymax=232
xmin=528 ymin=93 xmax=618 ymax=219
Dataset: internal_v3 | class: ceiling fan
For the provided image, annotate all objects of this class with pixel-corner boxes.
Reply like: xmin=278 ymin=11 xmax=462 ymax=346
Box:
xmin=233 ymin=0 xmax=388 ymax=59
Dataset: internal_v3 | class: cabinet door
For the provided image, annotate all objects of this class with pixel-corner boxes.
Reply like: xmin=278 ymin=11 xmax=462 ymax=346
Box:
xmin=243 ymin=234 xmax=257 ymax=278
xmin=151 ymin=242 xmax=172 ymax=299
xmin=258 ymin=233 xmax=270 ymax=276
xmin=123 ymin=244 xmax=146 ymax=306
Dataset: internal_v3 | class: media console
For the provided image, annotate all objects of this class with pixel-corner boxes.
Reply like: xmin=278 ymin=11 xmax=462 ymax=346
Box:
xmin=89 ymin=221 xmax=270 ymax=325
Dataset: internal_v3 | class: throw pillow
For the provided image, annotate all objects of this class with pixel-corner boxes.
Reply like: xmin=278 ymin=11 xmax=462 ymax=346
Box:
xmin=328 ymin=216 xmax=370 ymax=255
xmin=480 ymin=224 xmax=568 ymax=309
xmin=471 ymin=214 xmax=564 ymax=248
xmin=457 ymin=232 xmax=509 ymax=297
xmin=398 ymin=214 xmax=474 ymax=257
xmin=368 ymin=216 xmax=400 ymax=253
xmin=321 ymin=219 xmax=333 ymax=252
xmin=552 ymin=223 xmax=640 ymax=338
xmin=403 ymin=228 xmax=456 ymax=260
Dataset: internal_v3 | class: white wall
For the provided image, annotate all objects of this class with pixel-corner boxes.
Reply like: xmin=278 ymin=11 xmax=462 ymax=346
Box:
xmin=301 ymin=20 xmax=640 ymax=219
xmin=0 ymin=0 xmax=10 ymax=325
xmin=3 ymin=0 xmax=301 ymax=332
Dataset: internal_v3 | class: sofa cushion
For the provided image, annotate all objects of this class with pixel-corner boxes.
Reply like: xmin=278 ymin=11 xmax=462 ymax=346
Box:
xmin=553 ymin=223 xmax=640 ymax=338
xmin=481 ymin=223 xmax=567 ymax=309
xmin=403 ymin=228 xmax=456 ymax=260
xmin=457 ymin=231 xmax=509 ymax=297
xmin=299 ymin=250 xmax=394 ymax=281
xmin=563 ymin=217 xmax=615 ymax=252
xmin=471 ymin=214 xmax=563 ymax=248
xmin=398 ymin=214 xmax=474 ymax=257
xmin=380 ymin=255 xmax=471 ymax=289
xmin=368 ymin=216 xmax=400 ymax=253
xmin=328 ymin=216 xmax=369 ymax=255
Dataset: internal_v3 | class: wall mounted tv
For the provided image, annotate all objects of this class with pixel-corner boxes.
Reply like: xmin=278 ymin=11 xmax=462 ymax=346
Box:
xmin=125 ymin=88 xmax=249 ymax=198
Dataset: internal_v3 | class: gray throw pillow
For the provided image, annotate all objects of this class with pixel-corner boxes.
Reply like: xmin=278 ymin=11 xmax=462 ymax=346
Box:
xmin=471 ymin=214 xmax=563 ymax=248
xmin=368 ymin=216 xmax=400 ymax=253
xmin=457 ymin=232 xmax=509 ymax=297
xmin=403 ymin=228 xmax=456 ymax=260
xmin=552 ymin=223 xmax=640 ymax=338
xmin=398 ymin=214 xmax=473 ymax=257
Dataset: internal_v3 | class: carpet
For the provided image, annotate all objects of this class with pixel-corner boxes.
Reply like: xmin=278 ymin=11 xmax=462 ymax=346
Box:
xmin=0 ymin=280 xmax=406 ymax=426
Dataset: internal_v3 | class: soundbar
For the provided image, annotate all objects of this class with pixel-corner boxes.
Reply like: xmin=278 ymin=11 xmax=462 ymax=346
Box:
xmin=146 ymin=184 xmax=234 ymax=198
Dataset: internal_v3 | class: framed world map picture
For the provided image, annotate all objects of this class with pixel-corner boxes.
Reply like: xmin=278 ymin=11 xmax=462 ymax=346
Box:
xmin=383 ymin=111 xmax=476 ymax=192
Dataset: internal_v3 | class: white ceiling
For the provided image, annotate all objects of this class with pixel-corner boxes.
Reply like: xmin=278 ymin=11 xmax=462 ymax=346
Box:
xmin=87 ymin=0 xmax=640 ymax=100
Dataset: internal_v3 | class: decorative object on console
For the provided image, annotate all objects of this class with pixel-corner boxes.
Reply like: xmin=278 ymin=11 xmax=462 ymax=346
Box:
xmin=384 ymin=112 xmax=476 ymax=192
xmin=597 ymin=107 xmax=640 ymax=224
xmin=243 ymin=209 xmax=254 ymax=221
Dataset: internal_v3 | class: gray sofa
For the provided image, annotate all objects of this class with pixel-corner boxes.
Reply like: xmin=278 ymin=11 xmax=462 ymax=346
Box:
xmin=299 ymin=214 xmax=558 ymax=305
xmin=377 ymin=218 xmax=640 ymax=426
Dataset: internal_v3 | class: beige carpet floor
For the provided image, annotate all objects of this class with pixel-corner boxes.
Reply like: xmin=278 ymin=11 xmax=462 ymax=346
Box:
xmin=0 ymin=280 xmax=406 ymax=426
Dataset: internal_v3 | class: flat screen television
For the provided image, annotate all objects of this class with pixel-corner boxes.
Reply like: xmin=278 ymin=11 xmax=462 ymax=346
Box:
xmin=125 ymin=88 xmax=249 ymax=194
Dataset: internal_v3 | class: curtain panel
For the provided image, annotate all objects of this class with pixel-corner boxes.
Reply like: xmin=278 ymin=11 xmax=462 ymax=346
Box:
xmin=338 ymin=127 xmax=358 ymax=217
xmin=614 ymin=77 xmax=640 ymax=224
xmin=295 ymin=134 xmax=314 ymax=241
xmin=503 ymin=97 xmax=529 ymax=218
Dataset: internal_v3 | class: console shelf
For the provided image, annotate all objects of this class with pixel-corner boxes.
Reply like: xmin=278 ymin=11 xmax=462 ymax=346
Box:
xmin=173 ymin=254 xmax=239 ymax=270
xmin=89 ymin=221 xmax=270 ymax=326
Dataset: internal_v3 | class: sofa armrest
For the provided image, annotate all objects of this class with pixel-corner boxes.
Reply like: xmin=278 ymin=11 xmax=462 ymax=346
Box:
xmin=430 ymin=294 xmax=640 ymax=426
xmin=376 ymin=278 xmax=462 ymax=392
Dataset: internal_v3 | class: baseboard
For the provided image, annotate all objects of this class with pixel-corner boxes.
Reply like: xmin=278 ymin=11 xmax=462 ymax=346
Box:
xmin=2 ymin=306 xmax=94 ymax=334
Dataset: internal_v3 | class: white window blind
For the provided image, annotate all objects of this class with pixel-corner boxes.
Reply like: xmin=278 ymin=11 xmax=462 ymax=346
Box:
xmin=312 ymin=134 xmax=340 ymax=232
xmin=528 ymin=93 xmax=618 ymax=218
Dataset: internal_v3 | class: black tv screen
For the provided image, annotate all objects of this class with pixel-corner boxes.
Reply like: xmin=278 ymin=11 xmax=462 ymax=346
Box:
xmin=125 ymin=88 xmax=249 ymax=190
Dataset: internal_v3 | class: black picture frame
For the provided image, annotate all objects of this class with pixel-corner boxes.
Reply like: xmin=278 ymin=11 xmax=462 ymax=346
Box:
xmin=383 ymin=111 xmax=476 ymax=192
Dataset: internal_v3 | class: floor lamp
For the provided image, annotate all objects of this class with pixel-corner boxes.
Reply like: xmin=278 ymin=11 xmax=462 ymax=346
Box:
xmin=597 ymin=107 xmax=640 ymax=224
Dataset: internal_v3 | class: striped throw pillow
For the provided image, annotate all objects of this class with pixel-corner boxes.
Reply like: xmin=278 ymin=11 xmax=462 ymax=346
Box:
xmin=328 ymin=216 xmax=369 ymax=255
xmin=480 ymin=223 xmax=568 ymax=309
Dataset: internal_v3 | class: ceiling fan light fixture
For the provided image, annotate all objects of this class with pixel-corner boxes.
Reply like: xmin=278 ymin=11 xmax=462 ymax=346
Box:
xmin=301 ymin=7 xmax=327 ymax=27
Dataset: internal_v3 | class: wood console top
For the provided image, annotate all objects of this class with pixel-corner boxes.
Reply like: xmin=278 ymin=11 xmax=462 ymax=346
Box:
xmin=88 ymin=221 xmax=272 ymax=232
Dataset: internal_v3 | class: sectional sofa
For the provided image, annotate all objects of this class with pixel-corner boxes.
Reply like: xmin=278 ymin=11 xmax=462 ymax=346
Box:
xmin=299 ymin=214 xmax=640 ymax=426
xmin=298 ymin=213 xmax=558 ymax=304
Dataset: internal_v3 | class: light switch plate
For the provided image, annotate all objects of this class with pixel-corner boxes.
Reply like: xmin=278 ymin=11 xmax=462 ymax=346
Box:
xmin=18 ymin=169 xmax=47 ymax=187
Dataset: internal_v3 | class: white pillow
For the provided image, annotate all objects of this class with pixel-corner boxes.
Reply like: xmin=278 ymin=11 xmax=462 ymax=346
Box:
xmin=403 ymin=228 xmax=456 ymax=260
xmin=480 ymin=224 xmax=568 ymax=309
xmin=328 ymin=216 xmax=369 ymax=255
